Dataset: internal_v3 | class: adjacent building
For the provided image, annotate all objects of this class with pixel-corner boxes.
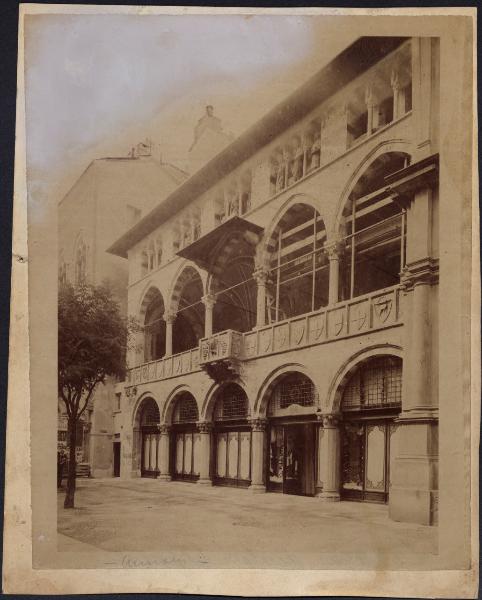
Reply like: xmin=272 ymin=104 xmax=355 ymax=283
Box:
xmin=57 ymin=144 xmax=188 ymax=476
xmin=107 ymin=36 xmax=440 ymax=525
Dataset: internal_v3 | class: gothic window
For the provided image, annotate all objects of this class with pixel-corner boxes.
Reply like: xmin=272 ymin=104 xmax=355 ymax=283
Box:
xmin=74 ymin=238 xmax=87 ymax=285
xmin=268 ymin=203 xmax=328 ymax=322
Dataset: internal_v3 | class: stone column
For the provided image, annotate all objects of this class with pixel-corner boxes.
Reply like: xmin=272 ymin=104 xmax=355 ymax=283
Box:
xmin=389 ymin=185 xmax=439 ymax=525
xmin=316 ymin=414 xmax=341 ymax=501
xmin=365 ymin=86 xmax=375 ymax=136
xmin=253 ymin=267 xmax=270 ymax=328
xmin=391 ymin=69 xmax=401 ymax=120
xmin=158 ymin=425 xmax=171 ymax=482
xmin=324 ymin=241 xmax=342 ymax=305
xmin=164 ymin=312 xmax=176 ymax=356
xmin=202 ymin=294 xmax=216 ymax=338
xmin=249 ymin=418 xmax=267 ymax=493
xmin=197 ymin=422 xmax=212 ymax=485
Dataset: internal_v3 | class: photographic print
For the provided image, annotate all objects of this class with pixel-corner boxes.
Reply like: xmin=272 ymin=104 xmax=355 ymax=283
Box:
xmin=3 ymin=5 xmax=478 ymax=597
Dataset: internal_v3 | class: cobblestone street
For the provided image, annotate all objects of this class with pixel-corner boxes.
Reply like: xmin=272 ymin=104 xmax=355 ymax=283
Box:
xmin=58 ymin=478 xmax=438 ymax=570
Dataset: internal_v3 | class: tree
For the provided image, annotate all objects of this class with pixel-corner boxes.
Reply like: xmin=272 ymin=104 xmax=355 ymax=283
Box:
xmin=58 ymin=282 xmax=129 ymax=508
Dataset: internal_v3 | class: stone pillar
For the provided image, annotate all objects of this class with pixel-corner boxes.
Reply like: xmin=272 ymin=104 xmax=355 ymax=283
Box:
xmin=253 ymin=267 xmax=270 ymax=328
xmin=164 ymin=312 xmax=176 ymax=356
xmin=324 ymin=241 xmax=342 ymax=305
xmin=132 ymin=426 xmax=141 ymax=477
xmin=391 ymin=69 xmax=402 ymax=120
xmin=389 ymin=186 xmax=439 ymax=526
xmin=365 ymin=86 xmax=375 ymax=136
xmin=197 ymin=422 xmax=212 ymax=485
xmin=316 ymin=414 xmax=341 ymax=501
xmin=249 ymin=418 xmax=267 ymax=493
xmin=202 ymin=294 xmax=216 ymax=338
xmin=158 ymin=425 xmax=171 ymax=482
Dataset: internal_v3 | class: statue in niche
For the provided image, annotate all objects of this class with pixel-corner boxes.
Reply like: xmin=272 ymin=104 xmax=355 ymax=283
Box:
xmin=293 ymin=138 xmax=304 ymax=182
xmin=309 ymin=130 xmax=321 ymax=171
xmin=227 ymin=189 xmax=239 ymax=217
xmin=275 ymin=151 xmax=286 ymax=192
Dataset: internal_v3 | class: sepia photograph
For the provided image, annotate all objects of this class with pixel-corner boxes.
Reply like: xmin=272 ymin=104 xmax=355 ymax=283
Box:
xmin=3 ymin=5 xmax=478 ymax=597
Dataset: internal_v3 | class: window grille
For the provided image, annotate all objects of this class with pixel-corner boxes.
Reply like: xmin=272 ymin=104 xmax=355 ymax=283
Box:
xmin=141 ymin=400 xmax=160 ymax=426
xmin=342 ymin=356 xmax=402 ymax=411
xmin=271 ymin=374 xmax=317 ymax=412
xmin=173 ymin=393 xmax=199 ymax=424
xmin=214 ymin=384 xmax=249 ymax=421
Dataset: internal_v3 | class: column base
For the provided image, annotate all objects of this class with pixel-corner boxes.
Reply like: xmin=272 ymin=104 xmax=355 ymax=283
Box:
xmin=197 ymin=478 xmax=212 ymax=486
xmin=315 ymin=490 xmax=340 ymax=502
xmin=158 ymin=474 xmax=172 ymax=482
xmin=249 ymin=484 xmax=266 ymax=494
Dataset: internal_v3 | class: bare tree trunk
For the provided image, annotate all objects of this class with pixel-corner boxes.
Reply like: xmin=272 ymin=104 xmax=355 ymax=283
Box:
xmin=64 ymin=416 xmax=77 ymax=508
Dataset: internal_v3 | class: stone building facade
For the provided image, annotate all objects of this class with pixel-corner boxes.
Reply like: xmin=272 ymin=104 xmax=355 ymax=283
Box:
xmin=58 ymin=149 xmax=188 ymax=476
xmin=108 ymin=37 xmax=440 ymax=525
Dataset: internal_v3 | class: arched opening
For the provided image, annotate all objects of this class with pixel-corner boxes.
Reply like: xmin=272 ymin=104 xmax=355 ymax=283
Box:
xmin=267 ymin=203 xmax=328 ymax=323
xmin=339 ymin=152 xmax=409 ymax=300
xmin=137 ymin=397 xmax=161 ymax=478
xmin=265 ymin=372 xmax=318 ymax=496
xmin=142 ymin=288 xmax=166 ymax=362
xmin=340 ymin=355 xmax=402 ymax=503
xmin=172 ymin=268 xmax=204 ymax=354
xmin=170 ymin=392 xmax=200 ymax=482
xmin=212 ymin=234 xmax=257 ymax=334
xmin=212 ymin=383 xmax=251 ymax=488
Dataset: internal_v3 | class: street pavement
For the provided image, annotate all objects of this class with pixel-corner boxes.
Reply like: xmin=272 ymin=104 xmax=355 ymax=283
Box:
xmin=57 ymin=478 xmax=438 ymax=570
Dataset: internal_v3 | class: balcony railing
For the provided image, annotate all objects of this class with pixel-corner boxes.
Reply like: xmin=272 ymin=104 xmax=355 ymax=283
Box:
xmin=127 ymin=285 xmax=402 ymax=386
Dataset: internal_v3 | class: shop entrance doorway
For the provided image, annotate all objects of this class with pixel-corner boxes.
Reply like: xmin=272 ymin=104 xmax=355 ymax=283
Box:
xmin=267 ymin=423 xmax=316 ymax=496
xmin=113 ymin=441 xmax=121 ymax=477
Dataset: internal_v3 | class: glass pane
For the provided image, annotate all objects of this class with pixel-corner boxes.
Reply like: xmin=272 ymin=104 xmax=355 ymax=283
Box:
xmin=239 ymin=431 xmax=251 ymax=480
xmin=193 ymin=433 xmax=201 ymax=475
xmin=216 ymin=434 xmax=227 ymax=477
xmin=285 ymin=428 xmax=303 ymax=484
xmin=184 ymin=433 xmax=193 ymax=475
xmin=175 ymin=434 xmax=184 ymax=474
xmin=269 ymin=426 xmax=284 ymax=484
xmin=342 ymin=424 xmax=364 ymax=490
xmin=227 ymin=432 xmax=239 ymax=478
xmin=365 ymin=424 xmax=386 ymax=491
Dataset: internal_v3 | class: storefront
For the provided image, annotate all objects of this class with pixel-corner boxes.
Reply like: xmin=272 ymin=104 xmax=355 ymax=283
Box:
xmin=139 ymin=398 xmax=161 ymax=478
xmin=170 ymin=392 xmax=200 ymax=482
xmin=266 ymin=373 xmax=317 ymax=496
xmin=213 ymin=383 xmax=251 ymax=488
xmin=340 ymin=356 xmax=402 ymax=503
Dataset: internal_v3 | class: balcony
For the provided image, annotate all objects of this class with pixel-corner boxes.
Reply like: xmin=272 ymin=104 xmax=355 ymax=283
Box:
xmin=127 ymin=285 xmax=403 ymax=387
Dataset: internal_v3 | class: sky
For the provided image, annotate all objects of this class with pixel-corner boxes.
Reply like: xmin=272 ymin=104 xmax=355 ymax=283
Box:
xmin=24 ymin=13 xmax=356 ymax=205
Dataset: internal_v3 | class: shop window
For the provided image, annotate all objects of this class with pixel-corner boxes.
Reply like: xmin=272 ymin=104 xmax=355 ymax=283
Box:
xmin=342 ymin=356 xmax=402 ymax=411
xmin=268 ymin=203 xmax=328 ymax=322
xmin=173 ymin=393 xmax=199 ymax=424
xmin=268 ymin=373 xmax=317 ymax=417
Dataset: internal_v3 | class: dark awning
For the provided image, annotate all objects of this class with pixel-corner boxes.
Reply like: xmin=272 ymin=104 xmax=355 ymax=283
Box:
xmin=176 ymin=216 xmax=263 ymax=270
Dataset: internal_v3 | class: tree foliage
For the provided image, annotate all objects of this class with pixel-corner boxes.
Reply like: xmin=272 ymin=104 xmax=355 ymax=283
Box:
xmin=58 ymin=282 xmax=131 ymax=507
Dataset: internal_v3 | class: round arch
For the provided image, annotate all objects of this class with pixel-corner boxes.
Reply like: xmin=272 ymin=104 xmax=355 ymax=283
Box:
xmin=254 ymin=363 xmax=320 ymax=418
xmin=167 ymin=262 xmax=207 ymax=314
xmin=332 ymin=140 xmax=414 ymax=235
xmin=132 ymin=393 xmax=161 ymax=429
xmin=326 ymin=344 xmax=403 ymax=414
xmin=200 ymin=378 xmax=250 ymax=422
xmin=259 ymin=193 xmax=326 ymax=269
xmin=139 ymin=284 xmax=165 ymax=322
xmin=162 ymin=384 xmax=200 ymax=425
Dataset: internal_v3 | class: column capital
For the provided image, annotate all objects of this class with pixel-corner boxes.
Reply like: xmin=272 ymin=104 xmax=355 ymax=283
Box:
xmin=197 ymin=421 xmax=213 ymax=434
xmin=249 ymin=418 xmax=268 ymax=432
xmin=201 ymin=294 xmax=216 ymax=309
xmin=253 ymin=267 xmax=271 ymax=286
xmin=317 ymin=413 xmax=341 ymax=428
xmin=164 ymin=311 xmax=177 ymax=324
xmin=323 ymin=240 xmax=344 ymax=261
xmin=159 ymin=424 xmax=171 ymax=435
xmin=401 ymin=258 xmax=439 ymax=290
